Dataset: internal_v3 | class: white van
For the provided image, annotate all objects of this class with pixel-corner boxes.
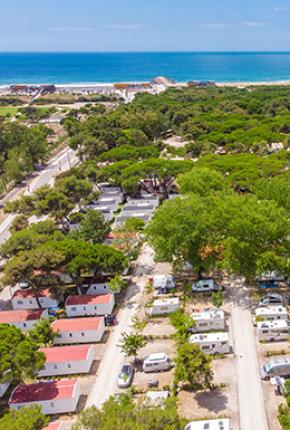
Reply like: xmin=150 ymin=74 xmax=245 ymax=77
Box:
xmin=257 ymin=320 xmax=289 ymax=342
xmin=150 ymin=297 xmax=180 ymax=316
xmin=189 ymin=332 xmax=230 ymax=354
xmin=185 ymin=419 xmax=230 ymax=430
xmin=143 ymin=353 xmax=172 ymax=373
xmin=190 ymin=308 xmax=225 ymax=333
xmin=254 ymin=306 xmax=288 ymax=325
xmin=260 ymin=357 xmax=290 ymax=380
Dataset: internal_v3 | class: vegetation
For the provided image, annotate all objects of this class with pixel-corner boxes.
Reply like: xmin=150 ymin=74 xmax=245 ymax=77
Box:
xmin=169 ymin=310 xmax=195 ymax=342
xmin=0 ymin=406 xmax=48 ymax=430
xmin=72 ymin=394 xmax=185 ymax=430
xmin=28 ymin=317 xmax=57 ymax=347
xmin=118 ymin=332 xmax=147 ymax=362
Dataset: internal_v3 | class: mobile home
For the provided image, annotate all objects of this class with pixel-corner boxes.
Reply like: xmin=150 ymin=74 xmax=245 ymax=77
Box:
xmin=257 ymin=320 xmax=289 ymax=342
xmin=150 ymin=297 xmax=180 ymax=316
xmin=77 ymin=275 xmax=113 ymax=295
xmin=65 ymin=294 xmax=115 ymax=317
xmin=189 ymin=332 xmax=230 ymax=354
xmin=0 ymin=309 xmax=47 ymax=332
xmin=149 ymin=274 xmax=175 ymax=294
xmin=254 ymin=306 xmax=288 ymax=325
xmin=143 ymin=353 xmax=172 ymax=373
xmin=190 ymin=308 xmax=225 ymax=333
xmin=52 ymin=317 xmax=105 ymax=345
xmin=11 ymin=288 xmax=60 ymax=310
xmin=260 ymin=357 xmax=290 ymax=380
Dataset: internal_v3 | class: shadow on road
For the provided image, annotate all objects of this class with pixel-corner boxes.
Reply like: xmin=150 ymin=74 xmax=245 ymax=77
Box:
xmin=195 ymin=389 xmax=228 ymax=413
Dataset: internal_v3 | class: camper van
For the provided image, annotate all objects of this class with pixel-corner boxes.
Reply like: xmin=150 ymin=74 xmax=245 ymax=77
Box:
xmin=190 ymin=308 xmax=225 ymax=333
xmin=254 ymin=306 xmax=288 ymax=325
xmin=150 ymin=297 xmax=180 ymax=316
xmin=189 ymin=332 xmax=230 ymax=354
xmin=257 ymin=320 xmax=289 ymax=342
xmin=260 ymin=357 xmax=290 ymax=380
xmin=143 ymin=353 xmax=172 ymax=373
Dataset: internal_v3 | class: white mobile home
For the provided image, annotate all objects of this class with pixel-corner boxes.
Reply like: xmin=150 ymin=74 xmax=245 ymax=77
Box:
xmin=185 ymin=419 xmax=230 ymax=430
xmin=52 ymin=317 xmax=105 ymax=345
xmin=9 ymin=379 xmax=80 ymax=415
xmin=254 ymin=306 xmax=288 ymax=325
xmin=38 ymin=344 xmax=95 ymax=377
xmin=143 ymin=353 xmax=172 ymax=373
xmin=0 ymin=309 xmax=47 ymax=332
xmin=189 ymin=332 xmax=230 ymax=354
xmin=65 ymin=294 xmax=115 ymax=317
xmin=150 ymin=297 xmax=180 ymax=316
xmin=77 ymin=275 xmax=112 ymax=295
xmin=260 ymin=357 xmax=290 ymax=380
xmin=149 ymin=274 xmax=175 ymax=294
xmin=12 ymin=288 xmax=60 ymax=310
xmin=257 ymin=320 xmax=289 ymax=342
xmin=190 ymin=308 xmax=225 ymax=333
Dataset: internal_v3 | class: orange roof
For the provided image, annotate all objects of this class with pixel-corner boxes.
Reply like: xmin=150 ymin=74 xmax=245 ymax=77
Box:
xmin=41 ymin=344 xmax=91 ymax=363
xmin=0 ymin=309 xmax=43 ymax=323
xmin=12 ymin=288 xmax=52 ymax=299
xmin=65 ymin=294 xmax=113 ymax=306
xmin=10 ymin=379 xmax=77 ymax=403
xmin=51 ymin=317 xmax=103 ymax=333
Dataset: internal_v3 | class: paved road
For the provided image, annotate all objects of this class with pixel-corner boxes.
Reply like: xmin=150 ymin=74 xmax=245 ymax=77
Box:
xmin=0 ymin=147 xmax=77 ymax=244
xmin=86 ymin=244 xmax=155 ymax=408
xmin=231 ymin=280 xmax=269 ymax=430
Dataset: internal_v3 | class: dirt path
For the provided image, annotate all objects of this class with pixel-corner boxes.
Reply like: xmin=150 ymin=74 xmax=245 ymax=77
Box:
xmin=230 ymin=279 xmax=269 ymax=430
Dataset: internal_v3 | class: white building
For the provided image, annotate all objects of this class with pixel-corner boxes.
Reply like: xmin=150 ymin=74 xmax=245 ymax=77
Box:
xmin=149 ymin=274 xmax=175 ymax=294
xmin=150 ymin=297 xmax=180 ymax=316
xmin=11 ymin=288 xmax=60 ymax=310
xmin=185 ymin=419 xmax=230 ymax=430
xmin=257 ymin=320 xmax=289 ymax=342
xmin=77 ymin=275 xmax=112 ymax=295
xmin=254 ymin=306 xmax=288 ymax=324
xmin=9 ymin=379 xmax=80 ymax=415
xmin=85 ymin=205 xmax=114 ymax=222
xmin=191 ymin=308 xmax=225 ymax=332
xmin=189 ymin=332 xmax=230 ymax=354
xmin=65 ymin=294 xmax=115 ymax=317
xmin=0 ymin=309 xmax=47 ymax=332
xmin=52 ymin=317 xmax=105 ymax=345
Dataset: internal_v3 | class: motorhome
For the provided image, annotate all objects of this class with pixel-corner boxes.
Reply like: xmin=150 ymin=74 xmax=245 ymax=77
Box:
xmin=150 ymin=297 xmax=180 ymax=316
xmin=149 ymin=274 xmax=175 ymax=295
xmin=257 ymin=320 xmax=289 ymax=342
xmin=190 ymin=308 xmax=225 ymax=333
xmin=189 ymin=332 xmax=230 ymax=354
xmin=254 ymin=306 xmax=288 ymax=325
xmin=143 ymin=353 xmax=172 ymax=373
xmin=260 ymin=357 xmax=290 ymax=380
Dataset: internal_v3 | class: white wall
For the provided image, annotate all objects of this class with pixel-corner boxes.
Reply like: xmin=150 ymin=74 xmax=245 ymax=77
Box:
xmin=12 ymin=296 xmax=59 ymax=310
xmin=66 ymin=296 xmax=115 ymax=317
xmin=10 ymin=381 xmax=81 ymax=415
xmin=150 ymin=304 xmax=179 ymax=316
xmin=38 ymin=347 xmax=95 ymax=377
xmin=78 ymin=282 xmax=111 ymax=296
xmin=53 ymin=320 xmax=105 ymax=345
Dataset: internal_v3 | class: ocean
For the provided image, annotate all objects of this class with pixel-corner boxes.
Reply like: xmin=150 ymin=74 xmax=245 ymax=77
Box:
xmin=1 ymin=52 xmax=290 ymax=85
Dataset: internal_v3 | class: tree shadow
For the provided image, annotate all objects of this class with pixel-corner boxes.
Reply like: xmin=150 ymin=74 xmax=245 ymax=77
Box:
xmin=195 ymin=389 xmax=228 ymax=414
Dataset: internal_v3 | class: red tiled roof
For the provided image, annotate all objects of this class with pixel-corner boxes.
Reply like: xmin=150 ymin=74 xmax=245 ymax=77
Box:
xmin=12 ymin=288 xmax=52 ymax=300
xmin=10 ymin=379 xmax=77 ymax=403
xmin=66 ymin=294 xmax=113 ymax=306
xmin=41 ymin=344 xmax=91 ymax=363
xmin=51 ymin=317 xmax=103 ymax=333
xmin=0 ymin=309 xmax=43 ymax=324
xmin=42 ymin=423 xmax=64 ymax=430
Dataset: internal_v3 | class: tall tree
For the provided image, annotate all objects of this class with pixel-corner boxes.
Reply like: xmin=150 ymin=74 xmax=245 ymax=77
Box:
xmin=0 ymin=406 xmax=48 ymax=430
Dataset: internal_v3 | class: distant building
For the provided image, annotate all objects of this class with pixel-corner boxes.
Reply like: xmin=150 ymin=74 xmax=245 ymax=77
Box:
xmin=52 ymin=317 xmax=105 ymax=345
xmin=9 ymin=379 xmax=80 ymax=415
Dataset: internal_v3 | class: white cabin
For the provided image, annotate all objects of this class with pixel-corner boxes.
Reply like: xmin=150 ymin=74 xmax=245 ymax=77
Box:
xmin=254 ymin=306 xmax=288 ymax=325
xmin=150 ymin=274 xmax=175 ymax=294
xmin=0 ymin=309 xmax=48 ymax=332
xmin=12 ymin=288 xmax=60 ymax=310
xmin=9 ymin=379 xmax=80 ymax=415
xmin=38 ymin=344 xmax=95 ymax=377
xmin=77 ymin=276 xmax=112 ymax=295
xmin=191 ymin=308 xmax=225 ymax=333
xmin=65 ymin=294 xmax=115 ymax=317
xmin=189 ymin=332 xmax=230 ymax=354
xmin=52 ymin=317 xmax=105 ymax=345
xmin=257 ymin=320 xmax=289 ymax=342
xmin=150 ymin=297 xmax=180 ymax=316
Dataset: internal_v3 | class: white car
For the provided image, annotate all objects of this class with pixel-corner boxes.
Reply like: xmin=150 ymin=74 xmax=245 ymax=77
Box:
xmin=192 ymin=279 xmax=223 ymax=293
xmin=117 ymin=364 xmax=134 ymax=389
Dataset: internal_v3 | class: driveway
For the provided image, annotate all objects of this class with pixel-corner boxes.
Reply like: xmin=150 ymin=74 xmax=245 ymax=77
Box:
xmin=86 ymin=244 xmax=155 ymax=408
xmin=230 ymin=278 xmax=269 ymax=430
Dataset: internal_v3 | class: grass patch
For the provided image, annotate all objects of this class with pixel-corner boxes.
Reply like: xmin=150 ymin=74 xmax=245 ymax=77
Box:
xmin=0 ymin=106 xmax=19 ymax=117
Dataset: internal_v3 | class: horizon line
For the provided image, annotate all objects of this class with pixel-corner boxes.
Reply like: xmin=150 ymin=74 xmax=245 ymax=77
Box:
xmin=1 ymin=50 xmax=290 ymax=54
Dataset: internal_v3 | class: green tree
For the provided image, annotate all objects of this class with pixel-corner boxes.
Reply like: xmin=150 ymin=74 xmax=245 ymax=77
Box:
xmin=118 ymin=332 xmax=147 ymax=363
xmin=0 ymin=406 xmax=48 ymax=430
xmin=278 ymin=404 xmax=290 ymax=430
xmin=177 ymin=167 xmax=227 ymax=197
xmin=78 ymin=210 xmax=111 ymax=244
xmin=169 ymin=310 xmax=195 ymax=342
xmin=28 ymin=318 xmax=57 ymax=347
xmin=108 ymin=274 xmax=127 ymax=293
xmin=9 ymin=214 xmax=29 ymax=233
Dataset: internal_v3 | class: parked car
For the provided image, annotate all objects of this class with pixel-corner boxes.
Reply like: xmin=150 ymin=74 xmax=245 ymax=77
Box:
xmin=192 ymin=279 xmax=224 ymax=293
xmin=258 ymin=293 xmax=283 ymax=307
xmin=117 ymin=364 xmax=134 ymax=388
xmin=104 ymin=314 xmax=117 ymax=326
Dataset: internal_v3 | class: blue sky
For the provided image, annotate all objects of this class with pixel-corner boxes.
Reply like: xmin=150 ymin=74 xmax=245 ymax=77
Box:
xmin=1 ymin=0 xmax=290 ymax=51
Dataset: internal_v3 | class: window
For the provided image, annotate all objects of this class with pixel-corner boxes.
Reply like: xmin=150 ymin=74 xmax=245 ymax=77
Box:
xmin=199 ymin=323 xmax=207 ymax=327
xmin=50 ymin=402 xmax=54 ymax=408
xmin=68 ymin=364 xmax=71 ymax=368
xmin=54 ymin=364 xmax=58 ymax=369
xmin=17 ymin=300 xmax=23 ymax=305
xmin=23 ymin=323 xmax=26 ymax=328
xmin=94 ymin=306 xmax=97 ymax=310
xmin=81 ymin=332 xmax=85 ymax=336
xmin=29 ymin=300 xmax=33 ymax=304
xmin=202 ymin=345 xmax=210 ymax=350
xmin=69 ymin=333 xmax=73 ymax=337
xmin=83 ymin=307 xmax=86 ymax=311
xmin=71 ymin=307 xmax=77 ymax=311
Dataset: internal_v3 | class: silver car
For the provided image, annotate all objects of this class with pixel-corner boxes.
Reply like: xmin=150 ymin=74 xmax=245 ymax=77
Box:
xmin=117 ymin=364 xmax=134 ymax=389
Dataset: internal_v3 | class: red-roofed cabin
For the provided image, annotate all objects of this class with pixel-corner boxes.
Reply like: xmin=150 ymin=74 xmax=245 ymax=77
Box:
xmin=9 ymin=379 xmax=80 ymax=415
xmin=77 ymin=275 xmax=113 ymax=296
xmin=42 ymin=422 xmax=66 ymax=430
xmin=12 ymin=288 xmax=60 ymax=310
xmin=0 ymin=309 xmax=47 ymax=331
xmin=39 ymin=344 xmax=95 ymax=377
xmin=51 ymin=317 xmax=105 ymax=345
xmin=65 ymin=294 xmax=115 ymax=317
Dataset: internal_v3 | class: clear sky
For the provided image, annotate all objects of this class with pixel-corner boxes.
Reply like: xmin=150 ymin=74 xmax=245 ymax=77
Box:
xmin=1 ymin=0 xmax=290 ymax=52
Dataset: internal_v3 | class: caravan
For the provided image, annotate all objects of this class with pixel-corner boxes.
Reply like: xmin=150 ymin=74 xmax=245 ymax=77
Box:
xmin=189 ymin=332 xmax=230 ymax=354
xmin=143 ymin=353 xmax=172 ymax=373
xmin=254 ymin=306 xmax=288 ymax=325
xmin=190 ymin=308 xmax=225 ymax=333
xmin=260 ymin=357 xmax=290 ymax=380
xmin=257 ymin=320 xmax=289 ymax=342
